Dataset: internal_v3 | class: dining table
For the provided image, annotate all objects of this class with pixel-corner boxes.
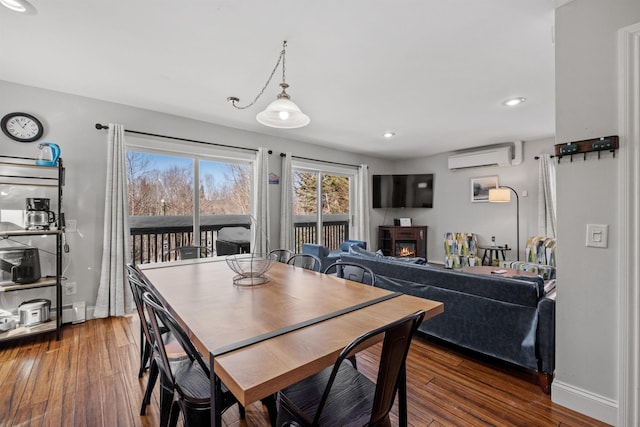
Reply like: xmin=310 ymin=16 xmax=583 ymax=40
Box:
xmin=137 ymin=257 xmax=444 ymax=427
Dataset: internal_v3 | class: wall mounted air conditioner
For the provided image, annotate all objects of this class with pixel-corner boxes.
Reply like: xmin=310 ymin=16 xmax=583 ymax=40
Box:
xmin=447 ymin=145 xmax=513 ymax=170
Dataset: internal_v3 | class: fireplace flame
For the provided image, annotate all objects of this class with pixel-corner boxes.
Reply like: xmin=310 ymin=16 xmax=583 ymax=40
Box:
xmin=398 ymin=247 xmax=416 ymax=257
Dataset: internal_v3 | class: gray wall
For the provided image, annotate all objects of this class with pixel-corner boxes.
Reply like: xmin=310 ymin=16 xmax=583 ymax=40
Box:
xmin=554 ymin=0 xmax=640 ymax=424
xmin=376 ymin=138 xmax=555 ymax=263
xmin=0 ymin=80 xmax=391 ymax=311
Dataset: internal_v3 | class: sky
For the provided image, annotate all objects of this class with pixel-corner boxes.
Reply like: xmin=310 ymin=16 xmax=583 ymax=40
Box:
xmin=131 ymin=151 xmax=240 ymax=185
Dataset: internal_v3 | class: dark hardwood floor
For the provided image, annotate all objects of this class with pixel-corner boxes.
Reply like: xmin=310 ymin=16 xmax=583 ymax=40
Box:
xmin=0 ymin=316 xmax=609 ymax=427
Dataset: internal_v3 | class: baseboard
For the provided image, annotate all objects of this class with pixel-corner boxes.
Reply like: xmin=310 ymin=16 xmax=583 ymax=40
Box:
xmin=61 ymin=303 xmax=96 ymax=324
xmin=551 ymin=380 xmax=618 ymax=425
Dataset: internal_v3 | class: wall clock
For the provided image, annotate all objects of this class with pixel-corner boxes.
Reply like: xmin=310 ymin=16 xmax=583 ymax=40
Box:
xmin=1 ymin=112 xmax=44 ymax=143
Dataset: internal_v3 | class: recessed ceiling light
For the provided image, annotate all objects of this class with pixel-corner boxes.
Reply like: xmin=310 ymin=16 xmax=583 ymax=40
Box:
xmin=503 ymin=97 xmax=526 ymax=107
xmin=0 ymin=0 xmax=36 ymax=14
xmin=383 ymin=132 xmax=396 ymax=138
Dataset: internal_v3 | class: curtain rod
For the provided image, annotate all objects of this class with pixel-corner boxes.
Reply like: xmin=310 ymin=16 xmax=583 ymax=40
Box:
xmin=95 ymin=123 xmax=271 ymax=154
xmin=280 ymin=152 xmax=360 ymax=169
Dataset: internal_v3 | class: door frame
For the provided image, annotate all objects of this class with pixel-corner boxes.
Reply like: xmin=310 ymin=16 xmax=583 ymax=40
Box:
xmin=617 ymin=21 xmax=640 ymax=427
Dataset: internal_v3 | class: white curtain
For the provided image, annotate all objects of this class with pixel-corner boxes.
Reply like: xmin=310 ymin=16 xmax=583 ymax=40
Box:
xmin=95 ymin=123 xmax=133 ymax=318
xmin=279 ymin=153 xmax=294 ymax=251
xmin=354 ymin=164 xmax=371 ymax=246
xmin=537 ymin=154 xmax=557 ymax=238
xmin=251 ymin=147 xmax=270 ymax=253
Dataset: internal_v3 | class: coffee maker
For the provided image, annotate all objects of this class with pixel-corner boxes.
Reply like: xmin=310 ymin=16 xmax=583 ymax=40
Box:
xmin=25 ymin=198 xmax=56 ymax=230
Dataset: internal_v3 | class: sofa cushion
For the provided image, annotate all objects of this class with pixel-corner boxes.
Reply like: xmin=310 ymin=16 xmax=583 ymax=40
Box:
xmin=339 ymin=239 xmax=367 ymax=252
xmin=510 ymin=261 xmax=556 ymax=280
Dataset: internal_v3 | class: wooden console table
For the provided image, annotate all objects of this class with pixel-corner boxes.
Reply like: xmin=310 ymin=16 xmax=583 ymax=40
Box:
xmin=378 ymin=226 xmax=428 ymax=258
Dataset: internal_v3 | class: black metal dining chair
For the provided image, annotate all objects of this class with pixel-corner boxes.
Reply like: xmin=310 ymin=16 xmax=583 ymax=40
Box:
xmin=125 ymin=264 xmax=153 ymax=378
xmin=268 ymin=248 xmax=294 ymax=263
xmin=323 ymin=261 xmax=377 ymax=286
xmin=286 ymin=253 xmax=322 ymax=272
xmin=276 ymin=310 xmax=426 ymax=427
xmin=322 ymin=260 xmax=377 ymax=369
xmin=142 ymin=291 xmax=245 ymax=427
xmin=126 ymin=264 xmax=179 ymax=426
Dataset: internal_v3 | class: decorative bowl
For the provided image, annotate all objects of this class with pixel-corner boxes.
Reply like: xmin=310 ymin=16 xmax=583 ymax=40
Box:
xmin=225 ymin=253 xmax=278 ymax=286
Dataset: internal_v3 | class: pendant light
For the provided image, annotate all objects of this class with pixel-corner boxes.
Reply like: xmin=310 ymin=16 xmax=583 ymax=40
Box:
xmin=227 ymin=41 xmax=310 ymax=129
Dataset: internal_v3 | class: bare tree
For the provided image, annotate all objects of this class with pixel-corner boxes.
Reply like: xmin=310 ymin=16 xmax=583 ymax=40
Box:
xmin=126 ymin=152 xmax=251 ymax=217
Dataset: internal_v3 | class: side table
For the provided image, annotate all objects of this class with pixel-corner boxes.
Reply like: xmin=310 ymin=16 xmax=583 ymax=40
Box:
xmin=478 ymin=245 xmax=511 ymax=266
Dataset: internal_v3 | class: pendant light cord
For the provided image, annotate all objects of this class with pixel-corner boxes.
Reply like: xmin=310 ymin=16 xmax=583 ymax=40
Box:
xmin=227 ymin=41 xmax=287 ymax=110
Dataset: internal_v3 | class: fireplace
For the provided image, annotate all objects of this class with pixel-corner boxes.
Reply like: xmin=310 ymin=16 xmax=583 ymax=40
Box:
xmin=395 ymin=241 xmax=417 ymax=257
xmin=378 ymin=226 xmax=428 ymax=259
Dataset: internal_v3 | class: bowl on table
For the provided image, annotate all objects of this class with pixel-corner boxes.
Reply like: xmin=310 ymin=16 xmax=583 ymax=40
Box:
xmin=225 ymin=253 xmax=278 ymax=286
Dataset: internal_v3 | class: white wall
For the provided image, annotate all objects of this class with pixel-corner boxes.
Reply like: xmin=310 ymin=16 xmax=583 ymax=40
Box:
xmin=554 ymin=0 xmax=640 ymax=424
xmin=376 ymin=138 xmax=555 ymax=263
xmin=0 ymin=80 xmax=392 ymax=312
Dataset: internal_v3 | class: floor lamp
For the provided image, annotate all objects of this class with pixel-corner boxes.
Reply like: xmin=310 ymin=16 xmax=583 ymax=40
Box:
xmin=488 ymin=186 xmax=520 ymax=261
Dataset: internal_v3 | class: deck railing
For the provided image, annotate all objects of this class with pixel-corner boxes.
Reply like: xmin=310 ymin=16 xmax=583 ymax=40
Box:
xmin=129 ymin=214 xmax=349 ymax=264
xmin=292 ymin=214 xmax=349 ymax=253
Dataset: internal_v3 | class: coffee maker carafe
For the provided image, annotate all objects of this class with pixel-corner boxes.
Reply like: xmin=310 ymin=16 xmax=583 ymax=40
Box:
xmin=25 ymin=198 xmax=56 ymax=230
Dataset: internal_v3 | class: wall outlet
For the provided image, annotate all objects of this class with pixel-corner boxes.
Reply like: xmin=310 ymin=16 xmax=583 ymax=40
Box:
xmin=65 ymin=219 xmax=77 ymax=233
xmin=64 ymin=281 xmax=77 ymax=296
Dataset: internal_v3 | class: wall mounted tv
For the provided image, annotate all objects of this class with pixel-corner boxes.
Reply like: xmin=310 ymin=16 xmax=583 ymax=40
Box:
xmin=372 ymin=174 xmax=434 ymax=208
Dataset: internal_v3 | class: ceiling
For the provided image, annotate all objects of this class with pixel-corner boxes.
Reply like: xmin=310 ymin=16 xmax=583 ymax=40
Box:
xmin=0 ymin=0 xmax=556 ymax=160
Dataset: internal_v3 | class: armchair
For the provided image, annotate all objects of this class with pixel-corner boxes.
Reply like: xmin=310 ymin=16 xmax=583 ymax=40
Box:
xmin=302 ymin=240 xmax=366 ymax=271
xmin=510 ymin=236 xmax=556 ymax=280
xmin=326 ymin=239 xmax=367 ymax=264
xmin=444 ymin=232 xmax=481 ymax=269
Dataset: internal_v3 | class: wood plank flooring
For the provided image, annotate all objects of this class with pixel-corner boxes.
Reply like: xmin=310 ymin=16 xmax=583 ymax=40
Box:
xmin=0 ymin=316 xmax=609 ymax=427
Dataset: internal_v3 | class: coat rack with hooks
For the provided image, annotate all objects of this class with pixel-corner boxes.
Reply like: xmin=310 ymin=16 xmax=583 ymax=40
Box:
xmin=554 ymin=135 xmax=619 ymax=163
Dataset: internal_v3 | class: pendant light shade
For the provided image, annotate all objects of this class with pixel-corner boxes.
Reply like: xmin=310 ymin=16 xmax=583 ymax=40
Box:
xmin=256 ymin=89 xmax=310 ymax=129
xmin=228 ymin=41 xmax=310 ymax=129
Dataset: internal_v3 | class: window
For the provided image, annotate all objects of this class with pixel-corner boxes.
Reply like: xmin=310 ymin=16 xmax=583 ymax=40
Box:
xmin=291 ymin=162 xmax=355 ymax=252
xmin=126 ymin=140 xmax=253 ymax=264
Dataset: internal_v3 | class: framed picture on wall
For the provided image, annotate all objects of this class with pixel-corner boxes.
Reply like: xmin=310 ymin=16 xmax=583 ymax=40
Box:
xmin=471 ymin=175 xmax=498 ymax=202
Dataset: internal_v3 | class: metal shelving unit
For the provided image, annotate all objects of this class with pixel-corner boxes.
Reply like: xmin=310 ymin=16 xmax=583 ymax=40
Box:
xmin=0 ymin=155 xmax=64 ymax=342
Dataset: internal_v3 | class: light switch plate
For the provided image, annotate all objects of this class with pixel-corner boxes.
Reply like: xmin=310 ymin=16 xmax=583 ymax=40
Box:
xmin=586 ymin=224 xmax=608 ymax=248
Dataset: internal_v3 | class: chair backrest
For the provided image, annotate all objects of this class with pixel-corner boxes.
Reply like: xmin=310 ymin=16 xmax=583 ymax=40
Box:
xmin=269 ymin=249 xmax=294 ymax=263
xmin=142 ymin=291 xmax=210 ymax=390
xmin=312 ymin=310 xmax=425 ymax=426
xmin=126 ymin=264 xmax=156 ymax=347
xmin=286 ymin=253 xmax=322 ymax=272
xmin=524 ymin=236 xmax=556 ymax=267
xmin=323 ymin=261 xmax=376 ymax=286
xmin=444 ymin=232 xmax=480 ymax=268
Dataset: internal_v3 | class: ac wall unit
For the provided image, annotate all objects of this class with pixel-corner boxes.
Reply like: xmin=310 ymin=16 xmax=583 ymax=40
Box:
xmin=447 ymin=145 xmax=513 ymax=170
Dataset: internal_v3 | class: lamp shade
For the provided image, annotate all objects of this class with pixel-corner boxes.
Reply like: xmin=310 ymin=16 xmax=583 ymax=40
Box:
xmin=489 ymin=187 xmax=511 ymax=202
xmin=256 ymin=98 xmax=310 ymax=129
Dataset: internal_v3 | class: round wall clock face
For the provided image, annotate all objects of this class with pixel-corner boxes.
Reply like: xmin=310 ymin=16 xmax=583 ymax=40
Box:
xmin=1 ymin=112 xmax=44 ymax=143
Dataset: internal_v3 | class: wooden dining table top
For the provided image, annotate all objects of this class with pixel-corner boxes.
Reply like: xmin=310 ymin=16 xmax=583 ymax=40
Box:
xmin=137 ymin=258 xmax=444 ymax=406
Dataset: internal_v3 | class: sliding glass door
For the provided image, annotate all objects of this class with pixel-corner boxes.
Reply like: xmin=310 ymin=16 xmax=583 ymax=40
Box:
xmin=292 ymin=164 xmax=354 ymax=252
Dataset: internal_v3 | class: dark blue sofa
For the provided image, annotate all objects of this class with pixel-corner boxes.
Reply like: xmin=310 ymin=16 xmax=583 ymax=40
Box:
xmin=341 ymin=249 xmax=556 ymax=393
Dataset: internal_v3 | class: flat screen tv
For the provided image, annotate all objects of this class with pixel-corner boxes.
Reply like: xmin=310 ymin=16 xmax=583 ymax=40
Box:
xmin=372 ymin=174 xmax=434 ymax=208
